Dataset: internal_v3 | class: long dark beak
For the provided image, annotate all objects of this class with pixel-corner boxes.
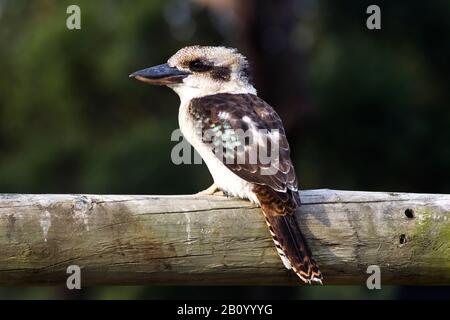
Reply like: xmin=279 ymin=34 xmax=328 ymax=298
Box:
xmin=129 ymin=63 xmax=190 ymax=85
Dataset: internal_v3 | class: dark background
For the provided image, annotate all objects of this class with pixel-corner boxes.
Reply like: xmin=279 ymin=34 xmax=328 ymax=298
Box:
xmin=0 ymin=0 xmax=449 ymax=299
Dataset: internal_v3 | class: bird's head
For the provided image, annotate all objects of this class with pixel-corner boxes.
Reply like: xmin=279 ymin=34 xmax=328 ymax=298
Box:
xmin=130 ymin=45 xmax=256 ymax=101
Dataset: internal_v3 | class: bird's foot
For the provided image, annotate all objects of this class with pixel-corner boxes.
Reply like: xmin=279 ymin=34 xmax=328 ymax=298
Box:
xmin=196 ymin=184 xmax=224 ymax=196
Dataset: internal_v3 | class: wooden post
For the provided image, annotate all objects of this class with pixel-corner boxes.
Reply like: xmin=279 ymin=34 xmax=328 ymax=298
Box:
xmin=0 ymin=189 xmax=448 ymax=285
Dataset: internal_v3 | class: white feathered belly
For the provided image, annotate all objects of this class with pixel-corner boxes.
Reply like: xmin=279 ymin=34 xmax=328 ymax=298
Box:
xmin=196 ymin=141 xmax=258 ymax=202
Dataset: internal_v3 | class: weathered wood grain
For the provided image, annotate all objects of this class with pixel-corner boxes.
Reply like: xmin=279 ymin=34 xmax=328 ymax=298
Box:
xmin=0 ymin=189 xmax=448 ymax=285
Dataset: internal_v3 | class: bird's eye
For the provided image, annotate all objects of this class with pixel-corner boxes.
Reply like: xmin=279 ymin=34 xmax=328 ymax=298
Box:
xmin=189 ymin=59 xmax=212 ymax=72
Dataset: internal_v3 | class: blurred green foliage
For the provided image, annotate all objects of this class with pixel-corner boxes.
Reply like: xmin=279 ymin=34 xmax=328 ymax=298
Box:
xmin=0 ymin=0 xmax=449 ymax=299
xmin=0 ymin=0 xmax=219 ymax=194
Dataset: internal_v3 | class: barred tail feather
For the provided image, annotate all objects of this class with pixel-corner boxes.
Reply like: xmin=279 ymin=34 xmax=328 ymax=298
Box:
xmin=256 ymin=188 xmax=323 ymax=284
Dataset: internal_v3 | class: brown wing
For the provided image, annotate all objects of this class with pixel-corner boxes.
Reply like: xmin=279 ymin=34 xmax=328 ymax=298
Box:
xmin=189 ymin=93 xmax=322 ymax=283
xmin=189 ymin=93 xmax=300 ymax=210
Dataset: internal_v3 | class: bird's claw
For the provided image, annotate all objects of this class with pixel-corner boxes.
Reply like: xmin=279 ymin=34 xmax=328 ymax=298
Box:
xmin=196 ymin=184 xmax=224 ymax=196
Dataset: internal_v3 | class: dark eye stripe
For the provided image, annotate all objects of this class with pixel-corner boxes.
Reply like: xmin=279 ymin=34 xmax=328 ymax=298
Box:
xmin=211 ymin=66 xmax=231 ymax=81
xmin=189 ymin=59 xmax=212 ymax=72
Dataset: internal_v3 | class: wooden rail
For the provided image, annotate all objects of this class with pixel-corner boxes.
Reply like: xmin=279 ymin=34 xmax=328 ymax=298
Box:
xmin=0 ymin=189 xmax=448 ymax=285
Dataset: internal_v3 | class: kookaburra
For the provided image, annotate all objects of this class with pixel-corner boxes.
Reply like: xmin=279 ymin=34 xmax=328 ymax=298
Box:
xmin=130 ymin=45 xmax=322 ymax=284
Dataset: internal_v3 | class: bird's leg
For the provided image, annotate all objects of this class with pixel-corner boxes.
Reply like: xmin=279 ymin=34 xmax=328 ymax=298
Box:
xmin=196 ymin=183 xmax=224 ymax=196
